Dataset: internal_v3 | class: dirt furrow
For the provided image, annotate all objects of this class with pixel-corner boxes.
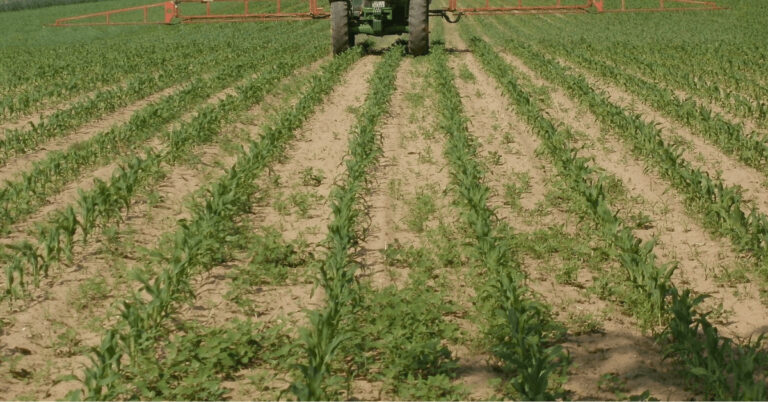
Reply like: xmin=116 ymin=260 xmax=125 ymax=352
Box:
xmin=222 ymin=57 xmax=381 ymax=400
xmin=358 ymin=57 xmax=452 ymax=288
xmin=446 ymin=31 xmax=555 ymax=229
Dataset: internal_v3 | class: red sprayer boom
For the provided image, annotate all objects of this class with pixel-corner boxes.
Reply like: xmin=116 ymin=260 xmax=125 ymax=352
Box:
xmin=51 ymin=0 xmax=723 ymax=26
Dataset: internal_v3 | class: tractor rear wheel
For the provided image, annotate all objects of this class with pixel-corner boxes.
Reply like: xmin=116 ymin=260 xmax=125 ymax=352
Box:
xmin=331 ymin=1 xmax=354 ymax=55
xmin=408 ymin=0 xmax=429 ymax=55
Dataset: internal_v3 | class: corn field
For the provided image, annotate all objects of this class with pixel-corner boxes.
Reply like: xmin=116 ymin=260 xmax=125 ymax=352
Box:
xmin=0 ymin=0 xmax=767 ymax=399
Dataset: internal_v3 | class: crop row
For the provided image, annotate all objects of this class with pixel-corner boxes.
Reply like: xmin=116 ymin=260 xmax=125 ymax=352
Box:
xmin=71 ymin=50 xmax=362 ymax=400
xmin=482 ymin=21 xmax=768 ymax=263
xmin=0 ymin=26 xmax=322 ymax=235
xmin=590 ymin=43 xmax=768 ymax=127
xmin=0 ymin=23 xmax=289 ymax=120
xmin=429 ymin=44 xmax=568 ymax=399
xmin=464 ymin=29 xmax=768 ymax=400
xmin=290 ymin=47 xmax=403 ymax=400
xmin=540 ymin=40 xmax=768 ymax=172
xmin=2 ymin=31 xmax=327 ymax=299
xmin=511 ymin=14 xmax=768 ymax=110
xmin=0 ymin=22 xmax=293 ymax=166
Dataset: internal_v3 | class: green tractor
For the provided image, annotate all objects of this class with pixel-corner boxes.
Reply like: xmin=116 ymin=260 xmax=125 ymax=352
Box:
xmin=329 ymin=0 xmax=431 ymax=56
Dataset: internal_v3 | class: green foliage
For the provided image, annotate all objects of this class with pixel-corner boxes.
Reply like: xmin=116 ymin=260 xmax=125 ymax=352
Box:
xmin=75 ymin=50 xmax=363 ymax=400
xmin=291 ymin=46 xmax=403 ymax=401
xmin=502 ymin=172 xmax=531 ymax=210
xmin=457 ymin=63 xmax=476 ymax=83
xmin=226 ymin=227 xmax=312 ymax=306
xmin=429 ymin=44 xmax=569 ymax=400
xmin=0 ymin=23 xmax=332 ymax=299
xmin=98 ymin=320 xmax=289 ymax=400
xmin=481 ymin=21 xmax=768 ymax=264
xmin=464 ymin=25 xmax=768 ymax=399
xmin=68 ymin=276 xmax=110 ymax=311
xmin=0 ymin=0 xmax=109 ymax=13
xmin=395 ymin=374 xmax=468 ymax=400
xmin=347 ymin=282 xmax=459 ymax=380
xmin=404 ymin=190 xmax=437 ymax=233
xmin=300 ymin=167 xmax=325 ymax=187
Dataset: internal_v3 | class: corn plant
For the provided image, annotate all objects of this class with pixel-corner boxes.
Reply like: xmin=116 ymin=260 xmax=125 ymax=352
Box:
xmin=480 ymin=21 xmax=768 ymax=264
xmin=464 ymin=29 xmax=768 ymax=400
xmin=291 ymin=46 xmax=403 ymax=401
xmin=429 ymin=44 xmax=568 ymax=400
xmin=0 ymin=27 xmax=332 ymax=298
xmin=0 ymin=23 xmax=321 ymax=233
xmin=73 ymin=50 xmax=362 ymax=400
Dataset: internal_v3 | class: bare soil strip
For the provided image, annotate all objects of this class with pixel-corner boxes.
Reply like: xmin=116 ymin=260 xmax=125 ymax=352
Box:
xmin=443 ymin=43 xmax=520 ymax=401
xmin=346 ymin=57 xmax=467 ymax=398
xmin=358 ymin=57 xmax=451 ymax=288
xmin=445 ymin=27 xmax=553 ymax=228
xmin=221 ymin=57 xmax=380 ymax=399
xmin=250 ymin=57 xmax=376 ymax=247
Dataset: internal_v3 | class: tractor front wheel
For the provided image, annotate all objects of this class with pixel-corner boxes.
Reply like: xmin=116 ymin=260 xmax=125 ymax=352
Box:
xmin=331 ymin=1 xmax=354 ymax=55
xmin=408 ymin=0 xmax=429 ymax=55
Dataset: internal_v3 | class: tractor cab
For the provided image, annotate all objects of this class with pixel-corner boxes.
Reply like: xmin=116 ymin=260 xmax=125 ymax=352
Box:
xmin=331 ymin=0 xmax=429 ymax=55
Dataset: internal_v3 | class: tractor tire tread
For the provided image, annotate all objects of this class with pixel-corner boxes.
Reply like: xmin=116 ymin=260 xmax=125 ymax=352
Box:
xmin=408 ymin=0 xmax=429 ymax=55
xmin=331 ymin=1 xmax=353 ymax=55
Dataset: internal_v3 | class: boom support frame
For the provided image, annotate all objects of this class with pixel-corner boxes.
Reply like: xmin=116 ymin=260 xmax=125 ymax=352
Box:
xmin=51 ymin=0 xmax=723 ymax=27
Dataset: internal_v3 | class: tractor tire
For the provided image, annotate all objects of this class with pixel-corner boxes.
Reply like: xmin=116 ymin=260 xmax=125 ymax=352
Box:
xmin=408 ymin=0 xmax=429 ymax=56
xmin=331 ymin=1 xmax=354 ymax=55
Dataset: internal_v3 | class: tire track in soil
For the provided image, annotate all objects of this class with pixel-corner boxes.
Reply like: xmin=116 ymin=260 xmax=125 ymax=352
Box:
xmin=445 ymin=27 xmax=556 ymax=229
xmin=556 ymin=56 xmax=768 ymax=217
xmin=488 ymin=42 xmax=768 ymax=340
xmin=0 ymin=62 xmax=332 ymax=401
xmin=358 ymin=58 xmax=450 ymax=289
xmin=447 ymin=25 xmax=693 ymax=400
